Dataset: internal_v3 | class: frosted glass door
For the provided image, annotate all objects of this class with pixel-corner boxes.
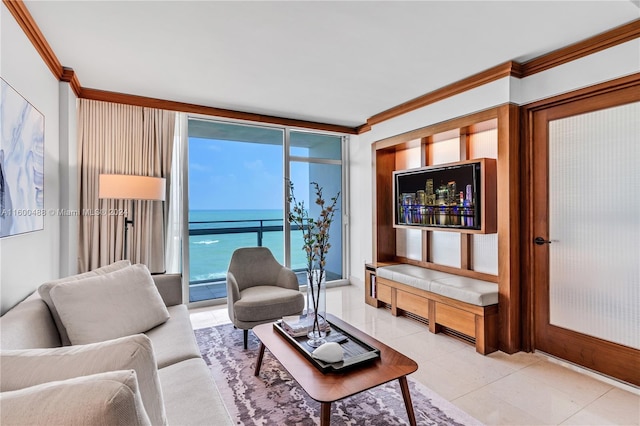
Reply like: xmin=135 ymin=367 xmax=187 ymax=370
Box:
xmin=548 ymin=102 xmax=639 ymax=349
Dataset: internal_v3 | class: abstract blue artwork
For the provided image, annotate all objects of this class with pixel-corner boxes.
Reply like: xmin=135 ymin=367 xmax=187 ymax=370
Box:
xmin=0 ymin=78 xmax=45 ymax=238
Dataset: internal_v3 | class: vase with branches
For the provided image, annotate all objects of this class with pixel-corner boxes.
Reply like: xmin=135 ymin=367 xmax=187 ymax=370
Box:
xmin=288 ymin=180 xmax=340 ymax=347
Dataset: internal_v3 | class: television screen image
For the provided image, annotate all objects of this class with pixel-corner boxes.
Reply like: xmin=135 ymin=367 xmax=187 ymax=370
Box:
xmin=394 ymin=161 xmax=481 ymax=230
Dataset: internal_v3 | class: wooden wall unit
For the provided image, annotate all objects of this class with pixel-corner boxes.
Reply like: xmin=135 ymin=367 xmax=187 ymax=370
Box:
xmin=372 ymin=104 xmax=521 ymax=353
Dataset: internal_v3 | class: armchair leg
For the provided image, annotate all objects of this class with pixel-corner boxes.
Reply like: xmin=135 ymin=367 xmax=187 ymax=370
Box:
xmin=244 ymin=329 xmax=248 ymax=349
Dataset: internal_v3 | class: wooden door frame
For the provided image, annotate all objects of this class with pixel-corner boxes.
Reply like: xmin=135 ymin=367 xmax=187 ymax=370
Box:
xmin=521 ymin=73 xmax=640 ymax=377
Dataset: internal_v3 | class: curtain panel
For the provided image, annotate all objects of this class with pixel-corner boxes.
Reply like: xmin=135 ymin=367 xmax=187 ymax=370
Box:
xmin=77 ymin=99 xmax=175 ymax=273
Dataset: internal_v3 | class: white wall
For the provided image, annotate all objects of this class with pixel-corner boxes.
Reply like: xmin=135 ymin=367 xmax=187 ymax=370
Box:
xmin=58 ymin=83 xmax=79 ymax=278
xmin=0 ymin=4 xmax=77 ymax=314
xmin=345 ymin=132 xmax=369 ymax=288
xmin=348 ymin=39 xmax=640 ymax=284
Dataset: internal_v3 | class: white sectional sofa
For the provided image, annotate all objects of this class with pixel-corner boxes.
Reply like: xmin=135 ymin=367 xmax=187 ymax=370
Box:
xmin=0 ymin=261 xmax=232 ymax=426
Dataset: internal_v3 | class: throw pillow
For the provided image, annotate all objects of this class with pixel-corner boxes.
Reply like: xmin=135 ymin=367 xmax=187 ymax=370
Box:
xmin=49 ymin=264 xmax=170 ymax=345
xmin=38 ymin=260 xmax=131 ymax=345
xmin=0 ymin=370 xmax=151 ymax=426
xmin=0 ymin=334 xmax=166 ymax=426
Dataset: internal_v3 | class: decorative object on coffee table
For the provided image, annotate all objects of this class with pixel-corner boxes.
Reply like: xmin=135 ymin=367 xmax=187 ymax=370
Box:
xmin=288 ymin=181 xmax=340 ymax=348
xmin=273 ymin=318 xmax=379 ymax=373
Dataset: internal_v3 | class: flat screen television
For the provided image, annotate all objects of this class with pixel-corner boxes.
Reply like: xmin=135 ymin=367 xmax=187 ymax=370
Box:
xmin=393 ymin=158 xmax=496 ymax=233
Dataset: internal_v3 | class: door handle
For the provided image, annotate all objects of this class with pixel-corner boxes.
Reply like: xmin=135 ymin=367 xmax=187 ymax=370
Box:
xmin=534 ymin=237 xmax=552 ymax=245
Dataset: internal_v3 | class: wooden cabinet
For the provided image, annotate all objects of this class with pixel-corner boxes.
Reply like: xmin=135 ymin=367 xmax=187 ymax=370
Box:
xmin=364 ymin=263 xmax=382 ymax=308
xmin=369 ymin=104 xmax=521 ymax=354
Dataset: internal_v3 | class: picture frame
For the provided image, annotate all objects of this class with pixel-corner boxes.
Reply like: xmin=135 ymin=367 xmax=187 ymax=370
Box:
xmin=1 ymin=77 xmax=45 ymax=238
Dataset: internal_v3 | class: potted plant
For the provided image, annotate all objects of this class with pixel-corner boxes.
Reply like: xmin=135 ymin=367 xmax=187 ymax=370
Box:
xmin=288 ymin=181 xmax=340 ymax=347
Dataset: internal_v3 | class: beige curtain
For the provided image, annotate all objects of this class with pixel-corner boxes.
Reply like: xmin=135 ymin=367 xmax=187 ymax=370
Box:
xmin=77 ymin=99 xmax=175 ymax=273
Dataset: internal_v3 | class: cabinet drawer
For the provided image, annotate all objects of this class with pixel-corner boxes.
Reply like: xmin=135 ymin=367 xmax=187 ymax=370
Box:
xmin=397 ymin=290 xmax=429 ymax=319
xmin=377 ymin=283 xmax=393 ymax=304
xmin=435 ymin=303 xmax=476 ymax=337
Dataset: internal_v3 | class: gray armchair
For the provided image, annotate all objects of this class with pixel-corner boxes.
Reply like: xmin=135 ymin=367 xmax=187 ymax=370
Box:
xmin=226 ymin=247 xmax=305 ymax=349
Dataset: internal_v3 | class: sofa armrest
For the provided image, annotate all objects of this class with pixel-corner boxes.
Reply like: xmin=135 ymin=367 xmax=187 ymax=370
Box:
xmin=151 ymin=274 xmax=183 ymax=307
xmin=0 ymin=292 xmax=61 ymax=350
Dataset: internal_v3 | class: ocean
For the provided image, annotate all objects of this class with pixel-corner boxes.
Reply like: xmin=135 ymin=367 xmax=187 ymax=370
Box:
xmin=188 ymin=209 xmax=307 ymax=282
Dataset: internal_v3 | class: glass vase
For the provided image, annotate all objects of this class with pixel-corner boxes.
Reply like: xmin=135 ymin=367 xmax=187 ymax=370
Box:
xmin=306 ymin=269 xmax=327 ymax=347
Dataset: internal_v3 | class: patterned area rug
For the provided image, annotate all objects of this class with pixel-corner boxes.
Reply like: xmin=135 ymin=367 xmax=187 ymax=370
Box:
xmin=195 ymin=324 xmax=483 ymax=426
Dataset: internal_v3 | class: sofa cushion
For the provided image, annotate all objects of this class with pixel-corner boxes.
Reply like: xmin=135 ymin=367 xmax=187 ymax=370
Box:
xmin=0 ymin=292 xmax=61 ymax=350
xmin=38 ymin=260 xmax=131 ymax=345
xmin=0 ymin=370 xmax=151 ymax=426
xmin=0 ymin=334 xmax=167 ymax=426
xmin=430 ymin=276 xmax=499 ymax=306
xmin=145 ymin=304 xmax=201 ymax=369
xmin=377 ymin=264 xmax=451 ymax=292
xmin=49 ymin=264 xmax=170 ymax=345
xmin=158 ymin=358 xmax=233 ymax=426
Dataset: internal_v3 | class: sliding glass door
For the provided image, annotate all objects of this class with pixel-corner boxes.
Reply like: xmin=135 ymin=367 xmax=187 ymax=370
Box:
xmin=185 ymin=119 xmax=346 ymax=304
xmin=187 ymin=119 xmax=284 ymax=303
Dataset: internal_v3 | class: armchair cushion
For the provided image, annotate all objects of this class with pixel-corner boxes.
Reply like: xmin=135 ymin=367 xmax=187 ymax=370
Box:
xmin=233 ymin=286 xmax=305 ymax=323
xmin=0 ymin=370 xmax=151 ymax=426
xmin=0 ymin=334 xmax=166 ymax=426
xmin=49 ymin=264 xmax=170 ymax=345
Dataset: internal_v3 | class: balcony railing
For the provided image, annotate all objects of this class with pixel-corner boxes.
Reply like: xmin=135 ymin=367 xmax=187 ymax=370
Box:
xmin=188 ymin=218 xmax=306 ymax=285
xmin=189 ymin=218 xmax=303 ymax=247
xmin=188 ymin=218 xmax=341 ymax=302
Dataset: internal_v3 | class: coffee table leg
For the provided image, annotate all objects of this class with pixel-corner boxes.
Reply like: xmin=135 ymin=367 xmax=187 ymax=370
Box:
xmin=398 ymin=376 xmax=416 ymax=426
xmin=254 ymin=342 xmax=265 ymax=376
xmin=320 ymin=402 xmax=331 ymax=425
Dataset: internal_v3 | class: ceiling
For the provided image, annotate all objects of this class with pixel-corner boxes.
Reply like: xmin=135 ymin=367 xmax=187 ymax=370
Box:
xmin=23 ymin=1 xmax=640 ymax=129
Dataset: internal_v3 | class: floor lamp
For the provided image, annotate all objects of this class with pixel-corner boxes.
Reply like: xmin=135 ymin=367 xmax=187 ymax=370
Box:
xmin=98 ymin=174 xmax=166 ymax=260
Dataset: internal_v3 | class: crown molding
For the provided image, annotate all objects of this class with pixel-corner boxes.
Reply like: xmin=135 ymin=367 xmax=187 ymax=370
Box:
xmin=79 ymin=88 xmax=358 ymax=134
xmin=520 ymin=19 xmax=640 ymax=76
xmin=6 ymin=0 xmax=638 ymax=135
xmin=4 ymin=0 xmax=354 ymax=133
xmin=358 ymin=19 xmax=640 ymax=134
xmin=61 ymin=67 xmax=82 ymax=97
xmin=364 ymin=61 xmax=522 ymax=131
xmin=3 ymin=0 xmax=62 ymax=79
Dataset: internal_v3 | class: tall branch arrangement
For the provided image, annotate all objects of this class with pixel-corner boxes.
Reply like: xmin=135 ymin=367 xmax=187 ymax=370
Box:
xmin=288 ymin=181 xmax=340 ymax=334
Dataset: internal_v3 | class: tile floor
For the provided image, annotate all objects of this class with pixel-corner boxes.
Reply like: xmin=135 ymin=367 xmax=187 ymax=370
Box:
xmin=189 ymin=284 xmax=640 ymax=426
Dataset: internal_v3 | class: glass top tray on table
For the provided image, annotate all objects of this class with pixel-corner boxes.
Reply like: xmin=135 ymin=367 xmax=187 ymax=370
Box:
xmin=273 ymin=318 xmax=381 ymax=373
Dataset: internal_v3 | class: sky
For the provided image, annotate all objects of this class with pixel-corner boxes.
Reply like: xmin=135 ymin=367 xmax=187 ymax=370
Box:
xmin=188 ymin=137 xmax=309 ymax=211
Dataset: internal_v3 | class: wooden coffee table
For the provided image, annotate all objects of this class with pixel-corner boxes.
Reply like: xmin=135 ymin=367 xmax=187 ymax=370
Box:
xmin=253 ymin=314 xmax=418 ymax=425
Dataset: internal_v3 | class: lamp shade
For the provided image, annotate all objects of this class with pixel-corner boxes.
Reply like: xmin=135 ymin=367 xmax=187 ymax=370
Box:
xmin=99 ymin=174 xmax=166 ymax=201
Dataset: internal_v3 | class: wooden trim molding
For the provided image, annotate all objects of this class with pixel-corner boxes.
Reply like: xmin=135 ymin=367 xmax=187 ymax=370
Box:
xmin=359 ymin=19 xmax=640 ymax=133
xmin=365 ymin=62 xmax=522 ymax=129
xmin=523 ymin=72 xmax=640 ymax=112
xmin=4 ymin=0 xmax=82 ymax=97
xmin=521 ymin=19 xmax=640 ymax=76
xmin=3 ymin=0 xmax=62 ymax=79
xmin=79 ymin=88 xmax=358 ymax=134
xmin=4 ymin=0 xmax=354 ymax=133
xmin=61 ymin=68 xmax=82 ymax=97
xmin=6 ymin=0 xmax=638 ymax=134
